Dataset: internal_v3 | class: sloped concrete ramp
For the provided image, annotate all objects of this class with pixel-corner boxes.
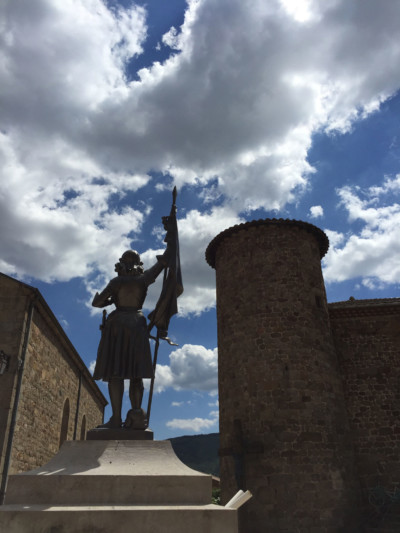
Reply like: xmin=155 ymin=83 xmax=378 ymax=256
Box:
xmin=0 ymin=440 xmax=237 ymax=533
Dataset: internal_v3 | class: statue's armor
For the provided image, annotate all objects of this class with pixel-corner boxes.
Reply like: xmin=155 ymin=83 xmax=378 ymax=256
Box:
xmin=92 ymin=262 xmax=164 ymax=381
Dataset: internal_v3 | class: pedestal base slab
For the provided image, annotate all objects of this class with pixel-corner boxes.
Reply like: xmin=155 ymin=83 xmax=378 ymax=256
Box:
xmin=0 ymin=504 xmax=237 ymax=533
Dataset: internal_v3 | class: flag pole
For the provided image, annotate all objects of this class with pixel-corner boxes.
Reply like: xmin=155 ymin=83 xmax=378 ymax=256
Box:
xmin=146 ymin=267 xmax=167 ymax=429
xmin=145 ymin=332 xmax=159 ymax=429
xmin=145 ymin=186 xmax=182 ymax=429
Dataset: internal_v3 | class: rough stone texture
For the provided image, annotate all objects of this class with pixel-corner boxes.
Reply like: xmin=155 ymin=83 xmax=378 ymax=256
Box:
xmin=207 ymin=220 xmax=361 ymax=533
xmin=0 ymin=273 xmax=107 ymax=480
xmin=329 ymin=301 xmax=400 ymax=519
xmin=0 ymin=279 xmax=30 ymax=477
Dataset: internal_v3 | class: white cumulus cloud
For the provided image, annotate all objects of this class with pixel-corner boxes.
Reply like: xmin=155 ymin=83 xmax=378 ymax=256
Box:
xmin=88 ymin=360 xmax=96 ymax=374
xmin=323 ymin=175 xmax=400 ymax=286
xmin=2 ymin=0 xmax=400 ymax=314
xmin=154 ymin=344 xmax=218 ymax=394
xmin=309 ymin=205 xmax=324 ymax=218
xmin=166 ymin=415 xmax=218 ymax=433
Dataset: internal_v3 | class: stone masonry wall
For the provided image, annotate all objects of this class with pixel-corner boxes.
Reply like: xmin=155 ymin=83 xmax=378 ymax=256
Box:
xmin=10 ymin=302 xmax=104 ymax=474
xmin=79 ymin=378 xmax=105 ymax=437
xmin=330 ymin=304 xmax=400 ymax=510
xmin=207 ymin=220 xmax=360 ymax=533
xmin=0 ymin=277 xmax=29 ymax=476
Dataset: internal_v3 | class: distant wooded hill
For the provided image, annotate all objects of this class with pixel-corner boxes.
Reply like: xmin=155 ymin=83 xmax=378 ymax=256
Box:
xmin=168 ymin=433 xmax=220 ymax=477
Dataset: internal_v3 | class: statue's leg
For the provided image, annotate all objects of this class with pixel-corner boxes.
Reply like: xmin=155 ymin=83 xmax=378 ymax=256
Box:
xmin=129 ymin=378 xmax=144 ymax=410
xmin=108 ymin=377 xmax=123 ymax=425
xmin=125 ymin=378 xmax=146 ymax=429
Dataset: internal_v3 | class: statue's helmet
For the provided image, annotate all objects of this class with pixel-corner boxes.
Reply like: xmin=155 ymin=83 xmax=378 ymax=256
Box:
xmin=120 ymin=250 xmax=141 ymax=266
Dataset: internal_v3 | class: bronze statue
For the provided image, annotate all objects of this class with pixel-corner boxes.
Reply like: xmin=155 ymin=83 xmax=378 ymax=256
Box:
xmin=92 ymin=249 xmax=169 ymax=429
xmin=92 ymin=188 xmax=183 ymax=430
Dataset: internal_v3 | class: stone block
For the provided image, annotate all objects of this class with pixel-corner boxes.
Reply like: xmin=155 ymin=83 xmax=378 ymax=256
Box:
xmin=0 ymin=504 xmax=238 ymax=533
xmin=0 ymin=439 xmax=240 ymax=533
xmin=6 ymin=440 xmax=212 ymax=506
xmin=86 ymin=427 xmax=154 ymax=440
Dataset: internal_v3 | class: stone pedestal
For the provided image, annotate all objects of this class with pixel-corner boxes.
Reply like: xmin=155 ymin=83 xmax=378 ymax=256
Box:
xmin=0 ymin=440 xmax=238 ymax=532
xmin=86 ymin=427 xmax=154 ymax=440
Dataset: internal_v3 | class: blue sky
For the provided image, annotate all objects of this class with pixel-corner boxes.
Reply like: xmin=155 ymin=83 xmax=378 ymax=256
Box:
xmin=1 ymin=0 xmax=399 ymax=439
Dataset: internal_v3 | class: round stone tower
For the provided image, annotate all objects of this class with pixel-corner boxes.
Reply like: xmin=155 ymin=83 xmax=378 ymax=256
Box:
xmin=206 ymin=219 xmax=359 ymax=533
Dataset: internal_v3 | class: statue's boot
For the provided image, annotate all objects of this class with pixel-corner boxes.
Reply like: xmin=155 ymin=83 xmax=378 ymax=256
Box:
xmin=124 ymin=378 xmax=146 ymax=429
xmin=97 ymin=415 xmax=122 ymax=429
xmin=124 ymin=409 xmax=146 ymax=430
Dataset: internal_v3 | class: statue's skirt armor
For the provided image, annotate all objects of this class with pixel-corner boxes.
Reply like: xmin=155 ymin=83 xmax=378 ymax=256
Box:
xmin=93 ymin=308 xmax=153 ymax=381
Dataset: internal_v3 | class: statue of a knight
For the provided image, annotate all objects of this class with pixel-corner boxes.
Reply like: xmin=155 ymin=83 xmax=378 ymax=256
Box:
xmin=92 ymin=188 xmax=182 ymax=430
xmin=92 ymin=249 xmax=168 ymax=429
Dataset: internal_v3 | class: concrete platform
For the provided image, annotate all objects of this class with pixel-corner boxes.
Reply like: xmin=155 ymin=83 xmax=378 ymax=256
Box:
xmin=86 ymin=427 xmax=154 ymax=440
xmin=0 ymin=504 xmax=237 ymax=533
xmin=5 ymin=440 xmax=211 ymax=505
xmin=0 ymin=440 xmax=239 ymax=532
